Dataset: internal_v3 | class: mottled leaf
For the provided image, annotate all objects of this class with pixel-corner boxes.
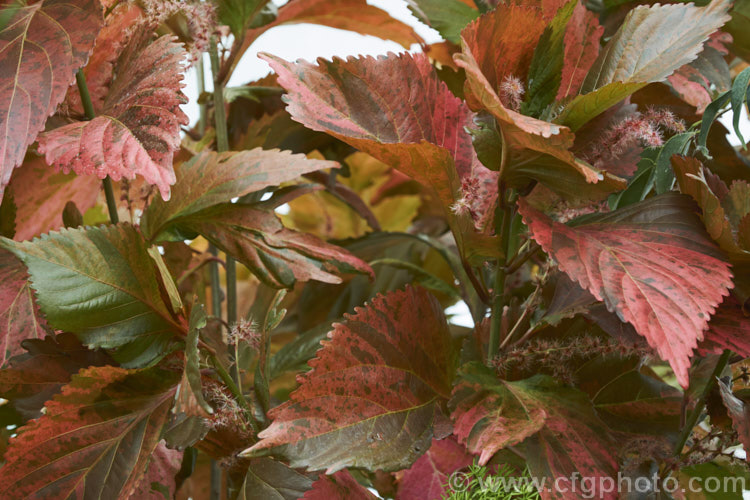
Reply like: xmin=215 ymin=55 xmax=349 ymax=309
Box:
xmin=0 ymin=365 xmax=179 ymax=499
xmin=455 ymin=7 xmax=625 ymax=198
xmin=558 ymin=0 xmax=732 ymax=130
xmin=244 ymin=286 xmax=458 ymax=472
xmin=718 ymin=379 xmax=750 ymax=457
xmin=395 ymin=437 xmax=473 ymax=500
xmin=518 ymin=193 xmax=733 ymax=388
xmin=38 ymin=32 xmax=188 ymax=200
xmin=142 ymin=149 xmax=336 ymax=241
xmin=1 ymin=224 xmax=184 ymax=367
xmin=450 ymin=363 xmax=617 ymax=499
xmin=556 ymin=1 xmax=603 ymax=100
xmin=0 ymin=248 xmax=46 ymax=366
xmin=0 ymin=332 xmax=111 ymax=419
xmin=130 ymin=441 xmax=183 ymax=500
xmin=0 ymin=0 xmax=102 ymax=197
xmin=263 ymin=51 xmax=499 ymax=260
xmin=237 ymin=458 xmax=315 ymax=500
xmin=304 ymin=470 xmax=377 ymax=500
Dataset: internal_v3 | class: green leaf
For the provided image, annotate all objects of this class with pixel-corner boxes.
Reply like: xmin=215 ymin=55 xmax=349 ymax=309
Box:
xmin=217 ymin=0 xmax=271 ymax=38
xmin=654 ymin=132 xmax=696 ymax=194
xmin=406 ymin=0 xmax=479 ymax=45
xmin=1 ymin=224 xmax=183 ymax=367
xmin=556 ymin=81 xmax=646 ymax=132
xmin=697 ymin=91 xmax=732 ymax=156
xmin=730 ymin=66 xmax=750 ymax=148
xmin=142 ymin=149 xmax=337 ymax=241
xmin=521 ymin=0 xmax=577 ymax=118
xmin=269 ymin=322 xmax=332 ymax=378
xmin=370 ymin=258 xmax=460 ymax=299
xmin=237 ymin=458 xmax=314 ymax=500
xmin=186 ymin=304 xmax=212 ymax=415
xmin=147 ymin=245 xmax=183 ymax=314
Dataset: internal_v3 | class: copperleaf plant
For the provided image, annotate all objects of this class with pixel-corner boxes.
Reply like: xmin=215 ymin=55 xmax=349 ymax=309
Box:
xmin=0 ymin=0 xmax=749 ymax=499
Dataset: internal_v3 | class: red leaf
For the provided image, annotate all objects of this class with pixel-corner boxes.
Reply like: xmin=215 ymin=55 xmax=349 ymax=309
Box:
xmin=261 ymin=52 xmax=471 ymax=208
xmin=518 ymin=193 xmax=733 ymax=387
xmin=450 ymin=364 xmax=617 ymax=500
xmin=0 ymin=365 xmax=179 ymax=498
xmin=66 ymin=2 xmax=144 ymax=114
xmin=0 ymin=0 xmax=102 ymax=198
xmin=130 ymin=441 xmax=183 ymax=499
xmin=0 ymin=332 xmax=111 ymax=419
xmin=718 ymin=379 xmax=750 ymax=459
xmin=556 ymin=1 xmax=603 ymax=100
xmin=38 ymin=31 xmax=188 ymax=201
xmin=262 ymin=51 xmax=501 ymax=260
xmin=304 ymin=470 xmax=377 ymax=500
xmin=395 ymin=437 xmax=473 ymax=500
xmin=698 ymin=295 xmax=750 ymax=358
xmin=244 ymin=286 xmax=458 ymax=473
xmin=5 ymin=155 xmax=100 ymax=241
xmin=0 ymin=249 xmax=46 ymax=367
xmin=459 ymin=3 xmax=546 ymax=92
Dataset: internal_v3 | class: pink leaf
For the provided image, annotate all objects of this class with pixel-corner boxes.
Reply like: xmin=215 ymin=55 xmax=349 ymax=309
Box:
xmin=518 ymin=193 xmax=733 ymax=387
xmin=304 ymin=470 xmax=377 ymax=500
xmin=0 ymin=0 xmax=102 ymax=199
xmin=396 ymin=437 xmax=473 ymax=500
xmin=38 ymin=32 xmax=188 ymax=201
xmin=0 ymin=249 xmax=46 ymax=367
xmin=130 ymin=441 xmax=183 ymax=499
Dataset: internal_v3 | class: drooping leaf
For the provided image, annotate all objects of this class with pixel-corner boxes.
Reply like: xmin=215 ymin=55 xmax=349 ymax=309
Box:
xmin=718 ymin=379 xmax=750 ymax=456
xmin=244 ymin=286 xmax=459 ymax=472
xmin=237 ymin=458 xmax=315 ymax=500
xmin=518 ymin=193 xmax=733 ymax=388
xmin=38 ymin=31 xmax=188 ymax=201
xmin=0 ymin=248 xmax=46 ymax=366
xmin=557 ymin=0 xmax=732 ymax=130
xmin=406 ymin=0 xmax=479 ymax=45
xmin=142 ymin=149 xmax=336 ymax=241
xmin=0 ymin=332 xmax=111 ymax=419
xmin=556 ymin=1 xmax=603 ymax=100
xmin=130 ymin=441 xmax=183 ymax=500
xmin=262 ymin=51 xmax=499 ymax=261
xmin=450 ymin=363 xmax=617 ymax=499
xmin=0 ymin=0 xmax=102 ymax=197
xmin=395 ymin=437 xmax=473 ymax=500
xmin=574 ymin=356 xmax=682 ymax=437
xmin=455 ymin=7 xmax=625 ymax=198
xmin=226 ymin=0 xmax=423 ymax=79
xmin=175 ymin=204 xmax=373 ymax=288
xmin=0 ymin=365 xmax=179 ymax=498
xmin=672 ymin=156 xmax=744 ymax=254
xmin=304 ymin=470 xmax=377 ymax=500
xmin=1 ymin=224 xmax=184 ymax=367
xmin=185 ymin=304 xmax=212 ymax=415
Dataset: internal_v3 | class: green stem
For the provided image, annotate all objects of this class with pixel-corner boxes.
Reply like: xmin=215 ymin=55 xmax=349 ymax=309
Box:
xmin=487 ymin=200 xmax=511 ymax=364
xmin=208 ymin=245 xmax=222 ymax=318
xmin=673 ymin=350 xmax=731 ymax=456
xmin=76 ymin=71 xmax=119 ymax=224
xmin=196 ymin=57 xmax=207 ymax=137
xmin=210 ymin=352 xmax=259 ymax=433
xmin=209 ymin=37 xmax=229 ymax=153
